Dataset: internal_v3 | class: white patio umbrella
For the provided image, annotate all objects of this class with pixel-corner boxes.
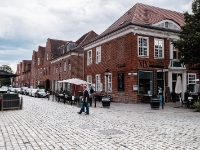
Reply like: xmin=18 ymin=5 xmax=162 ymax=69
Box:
xmin=58 ymin=78 xmax=88 ymax=96
xmin=175 ymin=75 xmax=182 ymax=94
xmin=175 ymin=75 xmax=182 ymax=103
xmin=64 ymin=78 xmax=88 ymax=85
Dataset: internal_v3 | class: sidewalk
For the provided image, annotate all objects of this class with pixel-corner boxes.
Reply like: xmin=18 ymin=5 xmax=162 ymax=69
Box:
xmin=0 ymin=95 xmax=199 ymax=150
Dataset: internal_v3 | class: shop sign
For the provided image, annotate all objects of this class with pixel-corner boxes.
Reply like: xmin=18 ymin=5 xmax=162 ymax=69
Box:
xmin=138 ymin=60 xmax=164 ymax=68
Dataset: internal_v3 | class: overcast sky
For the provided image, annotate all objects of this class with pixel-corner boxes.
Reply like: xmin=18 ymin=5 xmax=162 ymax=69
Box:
xmin=0 ymin=0 xmax=193 ymax=72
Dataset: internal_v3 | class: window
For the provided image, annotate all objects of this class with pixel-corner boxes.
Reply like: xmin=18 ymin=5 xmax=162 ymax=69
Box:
xmin=87 ymin=75 xmax=92 ymax=88
xmin=154 ymin=39 xmax=164 ymax=58
xmin=118 ymin=73 xmax=124 ymax=91
xmin=56 ymin=64 xmax=58 ymax=73
xmin=60 ymin=63 xmax=62 ymax=72
xmin=105 ymin=74 xmax=112 ymax=92
xmin=138 ymin=37 xmax=149 ymax=57
xmin=87 ymin=50 xmax=92 ymax=65
xmin=64 ymin=61 xmax=66 ymax=71
xmin=173 ymin=47 xmax=181 ymax=59
xmin=38 ymin=58 xmax=40 ymax=65
xmin=154 ymin=20 xmax=180 ymax=30
xmin=46 ymin=53 xmax=48 ymax=61
xmin=96 ymin=46 xmax=101 ymax=63
xmin=138 ymin=70 xmax=153 ymax=95
xmin=188 ymin=73 xmax=196 ymax=92
xmin=68 ymin=60 xmax=71 ymax=70
xmin=169 ymin=60 xmax=184 ymax=68
xmin=95 ymin=74 xmax=102 ymax=91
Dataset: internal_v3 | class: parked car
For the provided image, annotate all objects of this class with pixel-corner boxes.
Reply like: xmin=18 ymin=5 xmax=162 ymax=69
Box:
xmin=14 ymin=88 xmax=21 ymax=93
xmin=30 ymin=89 xmax=38 ymax=97
xmin=20 ymin=87 xmax=28 ymax=95
xmin=0 ymin=86 xmax=8 ymax=93
xmin=35 ymin=89 xmax=47 ymax=98
xmin=24 ymin=88 xmax=32 ymax=95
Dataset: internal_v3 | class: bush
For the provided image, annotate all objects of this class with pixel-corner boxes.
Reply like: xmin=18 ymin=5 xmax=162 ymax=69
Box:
xmin=37 ymin=84 xmax=45 ymax=89
xmin=194 ymin=101 xmax=200 ymax=111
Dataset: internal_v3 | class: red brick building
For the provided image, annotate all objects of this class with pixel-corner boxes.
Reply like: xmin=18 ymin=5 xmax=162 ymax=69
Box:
xmin=15 ymin=31 xmax=98 ymax=95
xmin=15 ymin=60 xmax=31 ymax=88
xmin=83 ymin=3 xmax=199 ymax=103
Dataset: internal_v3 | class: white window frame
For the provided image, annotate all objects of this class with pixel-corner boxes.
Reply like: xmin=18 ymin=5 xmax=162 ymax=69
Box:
xmin=87 ymin=75 xmax=92 ymax=88
xmin=64 ymin=62 xmax=66 ymax=71
xmin=68 ymin=60 xmax=71 ymax=70
xmin=188 ymin=73 xmax=196 ymax=84
xmin=38 ymin=58 xmax=40 ymax=65
xmin=188 ymin=73 xmax=196 ymax=92
xmin=95 ymin=74 xmax=102 ymax=91
xmin=105 ymin=74 xmax=112 ymax=92
xmin=138 ymin=36 xmax=149 ymax=57
xmin=96 ymin=46 xmax=101 ymax=64
xmin=87 ymin=50 xmax=92 ymax=65
xmin=154 ymin=39 xmax=164 ymax=58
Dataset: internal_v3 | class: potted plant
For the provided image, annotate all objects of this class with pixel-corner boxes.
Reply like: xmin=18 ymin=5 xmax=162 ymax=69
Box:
xmin=194 ymin=101 xmax=200 ymax=112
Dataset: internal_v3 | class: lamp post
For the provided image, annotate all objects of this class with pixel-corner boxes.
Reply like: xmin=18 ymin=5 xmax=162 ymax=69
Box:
xmin=104 ymin=69 xmax=110 ymax=97
xmin=161 ymin=69 xmax=164 ymax=109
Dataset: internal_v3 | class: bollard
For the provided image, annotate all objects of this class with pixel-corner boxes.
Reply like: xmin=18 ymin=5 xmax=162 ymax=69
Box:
xmin=47 ymin=93 xmax=49 ymax=100
xmin=95 ymin=96 xmax=96 ymax=108
xmin=20 ymin=96 xmax=23 ymax=110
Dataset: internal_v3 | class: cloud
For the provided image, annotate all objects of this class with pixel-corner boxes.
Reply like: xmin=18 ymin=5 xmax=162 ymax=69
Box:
xmin=0 ymin=0 xmax=193 ymax=72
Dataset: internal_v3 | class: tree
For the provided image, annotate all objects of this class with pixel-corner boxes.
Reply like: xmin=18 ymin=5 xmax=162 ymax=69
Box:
xmin=172 ymin=0 xmax=200 ymax=67
xmin=1 ymin=65 xmax=13 ymax=73
xmin=0 ymin=65 xmax=14 ymax=86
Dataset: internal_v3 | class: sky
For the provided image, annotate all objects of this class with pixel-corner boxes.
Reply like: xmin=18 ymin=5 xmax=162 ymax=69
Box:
xmin=0 ymin=0 xmax=193 ymax=73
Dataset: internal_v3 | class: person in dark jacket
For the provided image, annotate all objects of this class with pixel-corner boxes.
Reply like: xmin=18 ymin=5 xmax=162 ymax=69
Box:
xmin=78 ymin=85 xmax=89 ymax=115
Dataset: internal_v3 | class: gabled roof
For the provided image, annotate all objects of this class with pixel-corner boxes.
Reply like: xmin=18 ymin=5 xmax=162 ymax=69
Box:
xmin=38 ymin=46 xmax=45 ymax=58
xmin=73 ymin=30 xmax=98 ymax=51
xmin=101 ymin=3 xmax=184 ymax=36
xmin=48 ymin=38 xmax=70 ymax=59
xmin=83 ymin=3 xmax=185 ymax=46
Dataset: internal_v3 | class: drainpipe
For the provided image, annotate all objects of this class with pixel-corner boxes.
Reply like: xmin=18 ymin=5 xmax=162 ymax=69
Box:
xmin=77 ymin=51 xmax=79 ymax=78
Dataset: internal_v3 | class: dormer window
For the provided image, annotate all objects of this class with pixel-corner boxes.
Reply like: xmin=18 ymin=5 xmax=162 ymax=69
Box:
xmin=153 ymin=20 xmax=180 ymax=30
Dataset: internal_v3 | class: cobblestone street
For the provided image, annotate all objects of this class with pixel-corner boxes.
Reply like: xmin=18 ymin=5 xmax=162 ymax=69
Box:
xmin=0 ymin=95 xmax=200 ymax=150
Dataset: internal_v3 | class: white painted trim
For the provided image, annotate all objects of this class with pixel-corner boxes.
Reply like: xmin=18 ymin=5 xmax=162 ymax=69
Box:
xmin=83 ymin=25 xmax=180 ymax=50
xmin=51 ymin=52 xmax=82 ymax=64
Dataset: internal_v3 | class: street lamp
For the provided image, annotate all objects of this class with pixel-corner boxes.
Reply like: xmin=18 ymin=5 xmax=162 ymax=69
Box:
xmin=104 ymin=69 xmax=110 ymax=97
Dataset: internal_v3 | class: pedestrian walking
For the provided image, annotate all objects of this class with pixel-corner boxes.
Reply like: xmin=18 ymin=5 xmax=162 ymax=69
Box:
xmin=78 ymin=85 xmax=89 ymax=115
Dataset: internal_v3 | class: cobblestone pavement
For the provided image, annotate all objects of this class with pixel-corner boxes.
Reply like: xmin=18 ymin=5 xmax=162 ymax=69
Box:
xmin=0 ymin=95 xmax=200 ymax=150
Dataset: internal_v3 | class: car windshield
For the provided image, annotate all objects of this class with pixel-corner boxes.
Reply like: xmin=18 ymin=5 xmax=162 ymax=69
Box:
xmin=39 ymin=89 xmax=45 ymax=92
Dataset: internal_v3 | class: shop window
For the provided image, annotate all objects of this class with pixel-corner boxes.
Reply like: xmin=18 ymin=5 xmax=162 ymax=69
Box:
xmin=138 ymin=70 xmax=153 ymax=95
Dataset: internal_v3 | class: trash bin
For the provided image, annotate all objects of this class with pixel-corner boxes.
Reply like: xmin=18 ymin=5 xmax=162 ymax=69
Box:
xmin=150 ymin=97 xmax=160 ymax=109
xmin=102 ymin=97 xmax=110 ymax=107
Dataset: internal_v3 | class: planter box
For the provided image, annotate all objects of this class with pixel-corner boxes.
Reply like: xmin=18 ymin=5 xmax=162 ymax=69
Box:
xmin=102 ymin=97 xmax=110 ymax=107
